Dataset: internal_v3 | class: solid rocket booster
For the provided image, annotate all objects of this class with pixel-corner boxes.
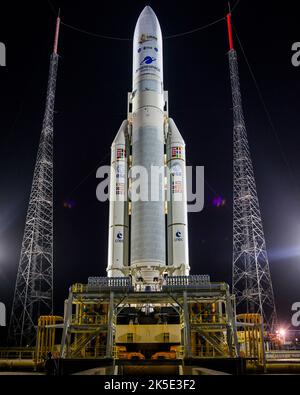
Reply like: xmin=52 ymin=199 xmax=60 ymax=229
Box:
xmin=107 ymin=120 xmax=129 ymax=277
xmin=167 ymin=119 xmax=190 ymax=276
xmin=107 ymin=6 xmax=189 ymax=288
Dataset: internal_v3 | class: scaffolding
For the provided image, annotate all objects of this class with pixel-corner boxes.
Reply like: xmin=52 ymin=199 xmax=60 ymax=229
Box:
xmin=35 ymin=315 xmax=64 ymax=364
xmin=236 ymin=313 xmax=265 ymax=369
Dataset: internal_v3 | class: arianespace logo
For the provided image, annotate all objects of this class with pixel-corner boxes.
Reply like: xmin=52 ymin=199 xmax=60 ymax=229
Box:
xmin=140 ymin=56 xmax=156 ymax=65
xmin=175 ymin=231 xmax=183 ymax=242
xmin=115 ymin=232 xmax=124 ymax=243
xmin=139 ymin=34 xmax=157 ymax=44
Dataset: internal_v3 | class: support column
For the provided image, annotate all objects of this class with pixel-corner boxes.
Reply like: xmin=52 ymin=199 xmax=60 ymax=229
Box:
xmin=183 ymin=291 xmax=191 ymax=359
xmin=60 ymin=290 xmax=73 ymax=358
xmin=106 ymin=292 xmax=114 ymax=358
xmin=225 ymin=289 xmax=240 ymax=357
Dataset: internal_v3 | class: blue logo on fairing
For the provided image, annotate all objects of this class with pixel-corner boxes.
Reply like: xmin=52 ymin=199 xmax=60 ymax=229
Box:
xmin=140 ymin=56 xmax=156 ymax=65
xmin=175 ymin=231 xmax=183 ymax=242
xmin=115 ymin=232 xmax=124 ymax=243
xmin=117 ymin=232 xmax=123 ymax=240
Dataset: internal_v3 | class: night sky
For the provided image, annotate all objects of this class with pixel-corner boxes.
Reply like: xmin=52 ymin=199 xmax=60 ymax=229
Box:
xmin=0 ymin=1 xmax=299 ymax=343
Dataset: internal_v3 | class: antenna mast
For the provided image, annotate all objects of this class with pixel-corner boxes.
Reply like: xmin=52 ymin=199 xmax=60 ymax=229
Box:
xmin=9 ymin=14 xmax=61 ymax=346
xmin=226 ymin=13 xmax=277 ymax=330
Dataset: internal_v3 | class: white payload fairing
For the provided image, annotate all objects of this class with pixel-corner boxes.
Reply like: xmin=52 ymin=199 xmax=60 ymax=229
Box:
xmin=107 ymin=6 xmax=190 ymax=289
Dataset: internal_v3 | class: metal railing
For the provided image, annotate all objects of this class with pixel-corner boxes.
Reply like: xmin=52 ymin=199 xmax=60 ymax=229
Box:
xmin=190 ymin=314 xmax=227 ymax=325
xmin=87 ymin=277 xmax=132 ymax=291
xmin=71 ymin=314 xmax=107 ymax=326
xmin=165 ymin=275 xmax=211 ymax=287
xmin=266 ymin=350 xmax=300 ymax=360
xmin=0 ymin=347 xmax=35 ymax=360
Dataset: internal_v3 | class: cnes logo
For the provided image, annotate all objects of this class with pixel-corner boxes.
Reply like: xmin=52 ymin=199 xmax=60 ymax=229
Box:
xmin=0 ymin=42 xmax=6 ymax=67
xmin=0 ymin=302 xmax=6 ymax=326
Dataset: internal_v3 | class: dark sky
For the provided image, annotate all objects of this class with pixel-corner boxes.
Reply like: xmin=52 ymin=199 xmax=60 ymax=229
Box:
xmin=0 ymin=0 xmax=299 ymax=343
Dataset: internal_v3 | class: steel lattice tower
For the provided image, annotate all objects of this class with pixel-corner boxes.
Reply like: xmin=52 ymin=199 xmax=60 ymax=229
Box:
xmin=8 ymin=16 xmax=61 ymax=346
xmin=226 ymin=14 xmax=276 ymax=330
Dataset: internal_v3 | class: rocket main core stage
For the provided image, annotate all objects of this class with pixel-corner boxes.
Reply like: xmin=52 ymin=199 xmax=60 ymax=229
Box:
xmin=107 ymin=6 xmax=190 ymax=289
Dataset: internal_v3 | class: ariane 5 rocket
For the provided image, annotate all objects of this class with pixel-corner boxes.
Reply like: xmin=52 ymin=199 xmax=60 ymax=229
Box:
xmin=107 ymin=6 xmax=190 ymax=290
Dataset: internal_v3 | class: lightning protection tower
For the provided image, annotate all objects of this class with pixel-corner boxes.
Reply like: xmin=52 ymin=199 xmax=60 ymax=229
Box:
xmin=226 ymin=13 xmax=277 ymax=330
xmin=9 ymin=14 xmax=61 ymax=346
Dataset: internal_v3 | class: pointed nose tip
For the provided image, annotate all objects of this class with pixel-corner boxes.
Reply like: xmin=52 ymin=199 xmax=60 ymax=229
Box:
xmin=135 ymin=5 xmax=161 ymax=35
xmin=141 ymin=5 xmax=155 ymax=15
xmin=137 ymin=5 xmax=159 ymax=22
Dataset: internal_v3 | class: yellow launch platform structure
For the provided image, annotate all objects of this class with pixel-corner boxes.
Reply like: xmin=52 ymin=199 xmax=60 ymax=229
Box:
xmin=33 ymin=275 xmax=261 ymax=374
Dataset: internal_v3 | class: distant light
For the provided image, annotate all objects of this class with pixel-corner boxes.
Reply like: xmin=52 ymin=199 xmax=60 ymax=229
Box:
xmin=279 ymin=328 xmax=286 ymax=337
xmin=212 ymin=196 xmax=226 ymax=208
xmin=63 ymin=199 xmax=76 ymax=209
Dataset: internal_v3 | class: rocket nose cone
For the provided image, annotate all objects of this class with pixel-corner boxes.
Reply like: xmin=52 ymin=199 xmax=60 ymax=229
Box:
xmin=134 ymin=5 xmax=162 ymax=38
xmin=140 ymin=5 xmax=156 ymax=18
xmin=132 ymin=6 xmax=163 ymax=89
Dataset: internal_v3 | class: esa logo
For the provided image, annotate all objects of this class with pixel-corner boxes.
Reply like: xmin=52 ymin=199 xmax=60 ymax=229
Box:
xmin=171 ymin=164 xmax=182 ymax=177
xmin=138 ymin=47 xmax=158 ymax=53
xmin=175 ymin=231 xmax=183 ymax=242
xmin=115 ymin=232 xmax=124 ymax=243
xmin=116 ymin=164 xmax=125 ymax=179
xmin=292 ymin=302 xmax=300 ymax=327
xmin=291 ymin=42 xmax=300 ymax=67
